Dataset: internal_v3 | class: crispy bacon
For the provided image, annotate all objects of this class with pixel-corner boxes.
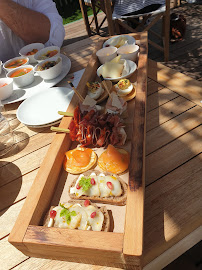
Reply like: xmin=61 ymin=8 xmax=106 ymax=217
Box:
xmin=69 ymin=105 xmax=126 ymax=147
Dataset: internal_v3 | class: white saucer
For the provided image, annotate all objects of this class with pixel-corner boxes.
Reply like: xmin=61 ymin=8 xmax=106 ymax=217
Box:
xmin=1 ymin=54 xmax=71 ymax=105
xmin=103 ymin=35 xmax=136 ymax=48
xmin=17 ymin=87 xmax=74 ymax=126
xmin=97 ymin=60 xmax=137 ymax=82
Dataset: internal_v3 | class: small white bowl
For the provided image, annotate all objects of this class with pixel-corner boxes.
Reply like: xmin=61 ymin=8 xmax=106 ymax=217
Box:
xmin=7 ymin=65 xmax=34 ymax=88
xmin=117 ymin=44 xmax=139 ymax=61
xmin=34 ymin=46 xmax=60 ymax=63
xmin=34 ymin=56 xmax=62 ymax=80
xmin=97 ymin=60 xmax=137 ymax=82
xmin=3 ymin=56 xmax=29 ymax=73
xmin=0 ymin=60 xmax=2 ymax=74
xmin=19 ymin=43 xmax=45 ymax=64
xmin=0 ymin=78 xmax=13 ymax=100
xmin=96 ymin=46 xmax=117 ymax=64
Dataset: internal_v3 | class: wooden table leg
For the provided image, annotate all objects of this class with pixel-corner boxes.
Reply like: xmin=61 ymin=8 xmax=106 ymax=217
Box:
xmin=79 ymin=0 xmax=92 ymax=36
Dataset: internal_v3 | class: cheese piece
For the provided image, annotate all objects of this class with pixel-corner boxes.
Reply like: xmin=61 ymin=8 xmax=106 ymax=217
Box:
xmin=82 ymin=95 xmax=97 ymax=107
xmin=105 ymin=175 xmax=122 ymax=196
xmin=98 ymin=173 xmax=111 ymax=197
xmin=85 ymin=205 xmax=104 ymax=231
xmin=88 ymin=172 xmax=100 ymax=197
xmin=70 ymin=204 xmax=88 ymax=230
xmin=101 ymin=62 xmax=124 ymax=79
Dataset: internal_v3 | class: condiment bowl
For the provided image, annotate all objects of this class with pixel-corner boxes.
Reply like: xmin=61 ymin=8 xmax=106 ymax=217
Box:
xmin=0 ymin=60 xmax=2 ymax=75
xmin=7 ymin=65 xmax=34 ymax=88
xmin=96 ymin=46 xmax=117 ymax=64
xmin=34 ymin=56 xmax=62 ymax=80
xmin=117 ymin=44 xmax=139 ymax=61
xmin=34 ymin=46 xmax=60 ymax=63
xmin=0 ymin=78 xmax=13 ymax=100
xmin=3 ymin=56 xmax=29 ymax=73
xmin=19 ymin=43 xmax=45 ymax=64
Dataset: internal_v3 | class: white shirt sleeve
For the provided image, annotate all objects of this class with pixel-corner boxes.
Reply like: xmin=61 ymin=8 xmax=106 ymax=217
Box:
xmin=30 ymin=0 xmax=65 ymax=47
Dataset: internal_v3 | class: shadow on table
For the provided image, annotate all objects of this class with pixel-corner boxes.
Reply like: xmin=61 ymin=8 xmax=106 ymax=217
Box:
xmin=0 ymin=161 xmax=22 ymax=217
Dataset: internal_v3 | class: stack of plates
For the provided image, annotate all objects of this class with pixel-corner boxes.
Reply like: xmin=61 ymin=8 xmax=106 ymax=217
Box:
xmin=17 ymin=87 xmax=74 ymax=128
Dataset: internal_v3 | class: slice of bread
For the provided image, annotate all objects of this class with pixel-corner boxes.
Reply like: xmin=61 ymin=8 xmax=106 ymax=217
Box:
xmin=69 ymin=171 xmax=127 ymax=206
xmin=43 ymin=200 xmax=110 ymax=232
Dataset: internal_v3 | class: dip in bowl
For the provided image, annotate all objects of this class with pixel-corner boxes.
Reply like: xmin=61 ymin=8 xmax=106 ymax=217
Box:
xmin=3 ymin=56 xmax=29 ymax=72
xmin=19 ymin=43 xmax=45 ymax=64
xmin=34 ymin=46 xmax=60 ymax=63
xmin=0 ymin=78 xmax=13 ymax=100
xmin=34 ymin=56 xmax=62 ymax=80
xmin=7 ymin=65 xmax=34 ymax=87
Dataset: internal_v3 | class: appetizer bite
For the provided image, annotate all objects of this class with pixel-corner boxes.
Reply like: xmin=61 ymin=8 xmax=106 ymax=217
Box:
xmin=105 ymin=91 xmax=127 ymax=116
xmin=69 ymin=105 xmax=127 ymax=147
xmin=86 ymin=81 xmax=104 ymax=100
xmin=7 ymin=65 xmax=34 ymax=88
xmin=36 ymin=57 xmax=61 ymax=71
xmin=69 ymin=171 xmax=127 ymax=205
xmin=44 ymin=200 xmax=110 ymax=232
xmin=114 ymin=79 xmax=134 ymax=97
xmin=63 ymin=146 xmax=97 ymax=174
xmin=9 ymin=67 xmax=32 ymax=78
xmin=98 ymin=144 xmax=130 ymax=174
xmin=98 ymin=55 xmax=129 ymax=80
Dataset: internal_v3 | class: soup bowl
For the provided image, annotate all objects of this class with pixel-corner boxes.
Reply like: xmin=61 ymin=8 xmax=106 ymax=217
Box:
xmin=0 ymin=78 xmax=13 ymax=100
xmin=34 ymin=56 xmax=62 ymax=80
xmin=3 ymin=56 xmax=29 ymax=73
xmin=7 ymin=65 xmax=34 ymax=88
xmin=19 ymin=43 xmax=45 ymax=64
xmin=34 ymin=46 xmax=60 ymax=63
xmin=117 ymin=44 xmax=139 ymax=61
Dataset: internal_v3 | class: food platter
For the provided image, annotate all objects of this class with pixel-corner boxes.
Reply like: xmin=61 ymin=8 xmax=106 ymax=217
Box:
xmin=9 ymin=33 xmax=148 ymax=269
xmin=1 ymin=54 xmax=71 ymax=105
xmin=17 ymin=87 xmax=74 ymax=127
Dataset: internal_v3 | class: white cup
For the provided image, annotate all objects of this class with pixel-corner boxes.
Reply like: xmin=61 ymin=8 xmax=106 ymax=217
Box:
xmin=96 ymin=46 xmax=117 ymax=64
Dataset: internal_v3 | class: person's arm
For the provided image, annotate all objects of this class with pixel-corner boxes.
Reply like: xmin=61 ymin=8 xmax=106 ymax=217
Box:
xmin=0 ymin=0 xmax=51 ymax=44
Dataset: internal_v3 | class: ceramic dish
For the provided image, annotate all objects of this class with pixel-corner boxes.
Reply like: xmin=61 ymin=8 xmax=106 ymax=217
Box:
xmin=3 ymin=56 xmax=29 ymax=72
xmin=97 ymin=60 xmax=137 ymax=82
xmin=96 ymin=47 xmax=117 ymax=64
xmin=17 ymin=87 xmax=74 ymax=126
xmin=34 ymin=56 xmax=62 ymax=80
xmin=1 ymin=54 xmax=71 ymax=105
xmin=0 ymin=77 xmax=13 ymax=100
xmin=7 ymin=65 xmax=34 ymax=88
xmin=19 ymin=43 xmax=45 ymax=64
xmin=103 ymin=35 xmax=136 ymax=48
xmin=117 ymin=44 xmax=139 ymax=61
xmin=34 ymin=46 xmax=60 ymax=63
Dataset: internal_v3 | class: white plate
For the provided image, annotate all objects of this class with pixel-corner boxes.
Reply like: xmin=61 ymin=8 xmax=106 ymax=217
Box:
xmin=97 ymin=60 xmax=137 ymax=82
xmin=1 ymin=54 xmax=71 ymax=105
xmin=24 ymin=119 xmax=62 ymax=129
xmin=17 ymin=87 xmax=74 ymax=126
xmin=103 ymin=35 xmax=136 ymax=48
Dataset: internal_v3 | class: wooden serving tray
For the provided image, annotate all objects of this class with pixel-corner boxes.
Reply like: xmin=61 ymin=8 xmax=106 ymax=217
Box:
xmin=9 ymin=32 xmax=148 ymax=269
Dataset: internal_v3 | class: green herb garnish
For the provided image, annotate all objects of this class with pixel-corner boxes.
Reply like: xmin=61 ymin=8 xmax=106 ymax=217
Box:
xmin=60 ymin=203 xmax=77 ymax=224
xmin=79 ymin=176 xmax=92 ymax=191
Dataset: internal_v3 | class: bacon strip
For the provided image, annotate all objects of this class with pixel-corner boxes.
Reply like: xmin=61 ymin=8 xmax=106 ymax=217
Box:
xmin=69 ymin=105 xmax=126 ymax=147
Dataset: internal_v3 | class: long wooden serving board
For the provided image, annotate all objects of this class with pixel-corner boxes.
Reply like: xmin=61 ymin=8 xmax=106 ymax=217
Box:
xmin=9 ymin=32 xmax=148 ymax=269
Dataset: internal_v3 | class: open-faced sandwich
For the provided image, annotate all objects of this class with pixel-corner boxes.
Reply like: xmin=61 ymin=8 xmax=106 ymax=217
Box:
xmin=69 ymin=171 xmax=127 ymax=206
xmin=63 ymin=146 xmax=97 ymax=174
xmin=43 ymin=200 xmax=110 ymax=232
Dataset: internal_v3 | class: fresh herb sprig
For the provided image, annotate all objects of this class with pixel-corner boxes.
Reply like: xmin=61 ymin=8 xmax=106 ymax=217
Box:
xmin=60 ymin=203 xmax=77 ymax=224
xmin=79 ymin=177 xmax=92 ymax=191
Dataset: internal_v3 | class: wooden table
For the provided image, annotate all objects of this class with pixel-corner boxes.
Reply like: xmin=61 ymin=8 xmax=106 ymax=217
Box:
xmin=0 ymin=35 xmax=201 ymax=270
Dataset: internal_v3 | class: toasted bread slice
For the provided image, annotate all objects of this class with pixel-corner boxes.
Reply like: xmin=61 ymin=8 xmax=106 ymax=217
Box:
xmin=69 ymin=171 xmax=127 ymax=206
xmin=43 ymin=200 xmax=110 ymax=232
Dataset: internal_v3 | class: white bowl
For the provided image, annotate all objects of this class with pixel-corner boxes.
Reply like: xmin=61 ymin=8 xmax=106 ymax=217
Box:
xmin=34 ymin=56 xmax=62 ymax=80
xmin=3 ymin=56 xmax=29 ymax=73
xmin=103 ymin=35 xmax=136 ymax=48
xmin=97 ymin=60 xmax=137 ymax=82
xmin=7 ymin=65 xmax=34 ymax=88
xmin=0 ymin=78 xmax=13 ymax=100
xmin=96 ymin=46 xmax=117 ymax=64
xmin=117 ymin=44 xmax=139 ymax=61
xmin=19 ymin=43 xmax=45 ymax=64
xmin=34 ymin=46 xmax=60 ymax=63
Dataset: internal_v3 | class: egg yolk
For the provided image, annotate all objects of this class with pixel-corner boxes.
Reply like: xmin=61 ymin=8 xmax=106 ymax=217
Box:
xmin=65 ymin=148 xmax=92 ymax=168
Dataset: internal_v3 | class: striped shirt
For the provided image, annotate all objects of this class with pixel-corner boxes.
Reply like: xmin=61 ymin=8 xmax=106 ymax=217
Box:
xmin=113 ymin=0 xmax=165 ymax=17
